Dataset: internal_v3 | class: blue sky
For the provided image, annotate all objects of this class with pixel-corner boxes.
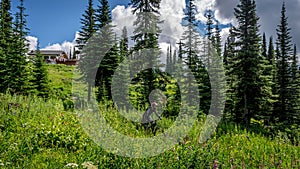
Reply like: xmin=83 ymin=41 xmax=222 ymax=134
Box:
xmin=9 ymin=0 xmax=300 ymax=58
xmin=11 ymin=0 xmax=130 ymax=48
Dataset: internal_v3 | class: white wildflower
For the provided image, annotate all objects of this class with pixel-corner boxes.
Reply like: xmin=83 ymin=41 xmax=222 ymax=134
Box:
xmin=82 ymin=161 xmax=97 ymax=169
xmin=65 ymin=163 xmax=78 ymax=168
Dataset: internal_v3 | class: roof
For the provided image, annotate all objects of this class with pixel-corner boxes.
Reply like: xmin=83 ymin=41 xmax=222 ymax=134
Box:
xmin=28 ymin=50 xmax=65 ymax=56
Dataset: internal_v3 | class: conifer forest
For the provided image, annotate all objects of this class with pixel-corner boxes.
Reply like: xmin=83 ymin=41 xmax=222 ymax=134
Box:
xmin=0 ymin=0 xmax=299 ymax=168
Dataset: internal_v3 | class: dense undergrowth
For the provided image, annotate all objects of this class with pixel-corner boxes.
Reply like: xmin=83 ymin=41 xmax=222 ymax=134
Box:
xmin=0 ymin=93 xmax=299 ymax=168
xmin=0 ymin=65 xmax=299 ymax=168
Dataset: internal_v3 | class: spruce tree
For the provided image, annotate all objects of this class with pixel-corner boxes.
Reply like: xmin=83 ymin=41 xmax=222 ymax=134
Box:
xmin=76 ymin=0 xmax=96 ymax=51
xmin=9 ymin=0 xmax=30 ymax=94
xmin=95 ymin=0 xmax=118 ymax=101
xmin=130 ymin=0 xmax=162 ymax=109
xmin=32 ymin=46 xmax=50 ymax=98
xmin=223 ymin=27 xmax=237 ymax=120
xmin=267 ymin=36 xmax=275 ymax=63
xmin=120 ymin=26 xmax=129 ymax=61
xmin=262 ymin=33 xmax=267 ymax=59
xmin=266 ymin=36 xmax=278 ymax=123
xmin=181 ymin=0 xmax=209 ymax=113
xmin=214 ymin=22 xmax=222 ymax=57
xmin=0 ymin=0 xmax=13 ymax=93
xmin=275 ymin=2 xmax=298 ymax=125
xmin=112 ymin=27 xmax=130 ymax=110
xmin=291 ymin=45 xmax=300 ymax=124
xmin=76 ymin=0 xmax=97 ymax=101
xmin=232 ymin=0 xmax=273 ymax=126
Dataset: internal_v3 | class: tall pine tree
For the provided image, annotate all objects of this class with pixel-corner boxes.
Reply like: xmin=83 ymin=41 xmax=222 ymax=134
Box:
xmin=10 ymin=0 xmax=30 ymax=94
xmin=76 ymin=0 xmax=97 ymax=101
xmin=275 ymin=2 xmax=299 ymax=126
xmin=0 ymin=0 xmax=13 ymax=93
xmin=95 ymin=0 xmax=119 ymax=101
xmin=32 ymin=45 xmax=50 ymax=98
xmin=130 ymin=0 xmax=162 ymax=109
xmin=232 ymin=0 xmax=273 ymax=126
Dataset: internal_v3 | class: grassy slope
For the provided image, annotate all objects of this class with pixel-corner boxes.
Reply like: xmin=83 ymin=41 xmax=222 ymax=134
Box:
xmin=47 ymin=64 xmax=74 ymax=100
xmin=0 ymin=65 xmax=299 ymax=168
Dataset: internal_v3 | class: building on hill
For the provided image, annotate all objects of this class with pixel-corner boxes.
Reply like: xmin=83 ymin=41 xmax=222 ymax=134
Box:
xmin=28 ymin=50 xmax=79 ymax=65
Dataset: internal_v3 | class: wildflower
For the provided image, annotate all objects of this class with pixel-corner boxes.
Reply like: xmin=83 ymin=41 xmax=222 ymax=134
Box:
xmin=213 ymin=159 xmax=218 ymax=169
xmin=82 ymin=161 xmax=97 ymax=169
xmin=65 ymin=163 xmax=78 ymax=168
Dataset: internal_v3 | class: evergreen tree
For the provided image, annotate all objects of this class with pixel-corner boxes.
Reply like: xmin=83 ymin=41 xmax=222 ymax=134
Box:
xmin=267 ymin=36 xmax=275 ymax=63
xmin=72 ymin=46 xmax=77 ymax=59
xmin=205 ymin=10 xmax=213 ymax=41
xmin=214 ymin=22 xmax=222 ymax=57
xmin=166 ymin=44 xmax=172 ymax=73
xmin=0 ymin=0 xmax=13 ymax=93
xmin=76 ymin=0 xmax=96 ymax=51
xmin=9 ymin=0 xmax=30 ymax=94
xmin=266 ymin=36 xmax=278 ymax=123
xmin=32 ymin=45 xmax=50 ymax=98
xmin=119 ymin=26 xmax=129 ymax=61
xmin=275 ymin=2 xmax=298 ymax=125
xmin=262 ymin=33 xmax=267 ymax=59
xmin=232 ymin=0 xmax=273 ymax=126
xmin=112 ymin=27 xmax=130 ymax=110
xmin=181 ymin=0 xmax=209 ymax=113
xmin=223 ymin=27 xmax=237 ymax=120
xmin=290 ymin=44 xmax=300 ymax=124
xmin=95 ymin=0 xmax=118 ymax=101
xmin=76 ymin=0 xmax=97 ymax=101
xmin=130 ymin=0 xmax=162 ymax=109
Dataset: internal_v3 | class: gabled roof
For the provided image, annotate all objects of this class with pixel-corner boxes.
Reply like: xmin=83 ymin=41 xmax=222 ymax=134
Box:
xmin=28 ymin=50 xmax=65 ymax=56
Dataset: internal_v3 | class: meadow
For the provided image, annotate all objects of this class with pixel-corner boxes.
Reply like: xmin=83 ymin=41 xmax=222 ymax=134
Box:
xmin=0 ymin=65 xmax=299 ymax=168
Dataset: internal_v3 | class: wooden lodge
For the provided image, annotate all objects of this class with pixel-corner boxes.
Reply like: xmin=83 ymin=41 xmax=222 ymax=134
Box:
xmin=28 ymin=50 xmax=79 ymax=66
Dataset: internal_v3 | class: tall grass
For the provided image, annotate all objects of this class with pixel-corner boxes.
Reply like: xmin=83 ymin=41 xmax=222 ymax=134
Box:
xmin=0 ymin=93 xmax=299 ymax=168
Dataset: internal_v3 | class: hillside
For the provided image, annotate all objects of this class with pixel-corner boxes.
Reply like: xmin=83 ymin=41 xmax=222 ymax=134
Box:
xmin=0 ymin=65 xmax=299 ymax=168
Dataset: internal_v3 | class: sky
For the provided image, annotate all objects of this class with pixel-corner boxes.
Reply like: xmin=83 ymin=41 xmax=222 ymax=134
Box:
xmin=11 ymin=0 xmax=130 ymax=48
xmin=10 ymin=0 xmax=300 ymax=59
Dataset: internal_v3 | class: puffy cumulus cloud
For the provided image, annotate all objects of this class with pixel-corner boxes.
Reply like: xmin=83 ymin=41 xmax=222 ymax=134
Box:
xmin=26 ymin=36 xmax=38 ymax=51
xmin=43 ymin=41 xmax=74 ymax=55
xmin=43 ymin=43 xmax=62 ymax=50
xmin=159 ymin=0 xmax=186 ymax=46
xmin=111 ymin=0 xmax=186 ymax=51
xmin=110 ymin=0 xmax=300 ymax=63
xmin=41 ymin=32 xmax=79 ymax=57
xmin=111 ymin=0 xmax=185 ymax=48
xmin=194 ymin=0 xmax=216 ymax=22
xmin=112 ymin=5 xmax=135 ymax=36
xmin=110 ymin=0 xmax=187 ymax=61
xmin=220 ymin=27 xmax=230 ymax=45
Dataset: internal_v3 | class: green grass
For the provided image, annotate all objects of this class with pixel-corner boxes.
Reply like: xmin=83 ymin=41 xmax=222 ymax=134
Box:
xmin=0 ymin=65 xmax=299 ymax=168
xmin=47 ymin=64 xmax=74 ymax=100
xmin=0 ymin=93 xmax=299 ymax=168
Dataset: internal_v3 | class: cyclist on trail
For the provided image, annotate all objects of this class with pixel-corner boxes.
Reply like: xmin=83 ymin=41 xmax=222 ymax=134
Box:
xmin=142 ymin=101 xmax=162 ymax=134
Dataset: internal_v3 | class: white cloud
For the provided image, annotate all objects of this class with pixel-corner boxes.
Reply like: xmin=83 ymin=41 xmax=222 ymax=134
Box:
xmin=112 ymin=5 xmax=135 ymax=35
xmin=43 ymin=43 xmax=63 ymax=50
xmin=218 ymin=27 xmax=230 ymax=49
xmin=110 ymin=0 xmax=186 ymax=63
xmin=194 ymin=0 xmax=216 ymax=23
xmin=26 ymin=36 xmax=38 ymax=51
xmin=159 ymin=0 xmax=186 ymax=47
xmin=111 ymin=0 xmax=186 ymax=51
xmin=41 ymin=32 xmax=78 ymax=57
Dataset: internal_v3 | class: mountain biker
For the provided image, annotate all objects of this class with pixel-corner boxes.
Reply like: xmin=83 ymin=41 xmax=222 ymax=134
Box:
xmin=142 ymin=101 xmax=162 ymax=134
